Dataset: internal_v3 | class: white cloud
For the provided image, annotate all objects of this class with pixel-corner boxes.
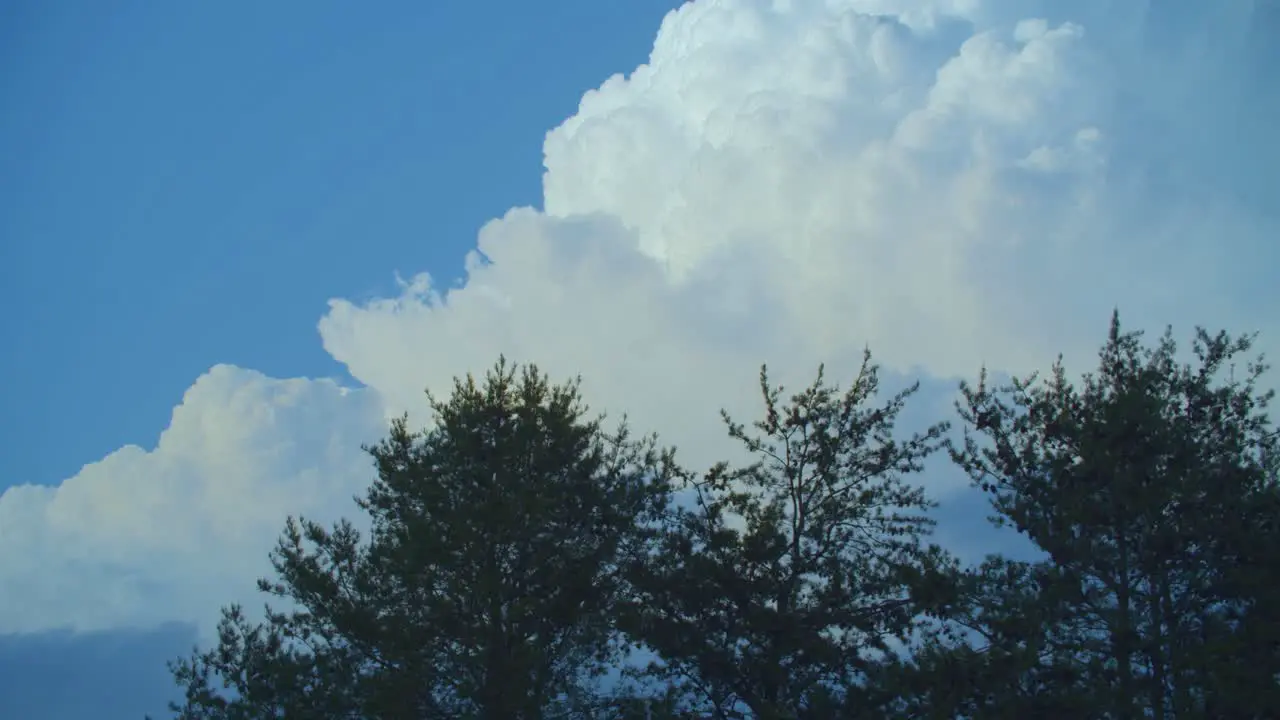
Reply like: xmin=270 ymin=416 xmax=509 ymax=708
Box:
xmin=3 ymin=0 xmax=1275 ymax=634
xmin=323 ymin=0 xmax=1276 ymax=461
xmin=0 ymin=367 xmax=384 ymax=633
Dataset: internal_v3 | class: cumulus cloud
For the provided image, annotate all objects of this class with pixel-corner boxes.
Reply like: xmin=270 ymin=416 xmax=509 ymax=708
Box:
xmin=321 ymin=0 xmax=1276 ymax=471
xmin=3 ymin=0 xmax=1276 ymax=634
xmin=0 ymin=367 xmax=384 ymax=633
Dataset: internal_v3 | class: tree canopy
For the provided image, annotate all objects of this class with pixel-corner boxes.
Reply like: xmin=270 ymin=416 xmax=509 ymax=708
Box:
xmin=874 ymin=312 xmax=1280 ymax=719
xmin=159 ymin=314 xmax=1280 ymax=719
xmin=163 ymin=359 xmax=677 ymax=719
xmin=618 ymin=354 xmax=954 ymax=718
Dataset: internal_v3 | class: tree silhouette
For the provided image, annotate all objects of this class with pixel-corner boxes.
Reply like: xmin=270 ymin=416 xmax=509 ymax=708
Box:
xmin=162 ymin=358 xmax=678 ymax=719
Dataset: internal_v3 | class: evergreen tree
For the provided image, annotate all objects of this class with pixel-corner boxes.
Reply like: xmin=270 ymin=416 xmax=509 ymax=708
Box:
xmin=620 ymin=353 xmax=954 ymax=719
xmin=886 ymin=313 xmax=1280 ymax=719
xmin=161 ymin=358 xmax=678 ymax=719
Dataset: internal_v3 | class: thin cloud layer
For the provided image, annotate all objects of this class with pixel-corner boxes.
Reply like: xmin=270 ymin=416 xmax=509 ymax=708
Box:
xmin=3 ymin=0 xmax=1275 ymax=634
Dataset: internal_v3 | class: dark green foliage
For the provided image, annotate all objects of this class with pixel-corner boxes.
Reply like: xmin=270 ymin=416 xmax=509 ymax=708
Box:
xmin=159 ymin=315 xmax=1280 ymax=720
xmin=619 ymin=353 xmax=955 ymax=718
xmin=162 ymin=358 xmax=678 ymax=719
xmin=882 ymin=311 xmax=1280 ymax=719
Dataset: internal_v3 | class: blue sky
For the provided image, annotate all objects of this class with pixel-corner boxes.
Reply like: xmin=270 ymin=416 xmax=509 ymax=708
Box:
xmin=2 ymin=1 xmax=1277 ymax=718
xmin=1 ymin=0 xmax=678 ymax=489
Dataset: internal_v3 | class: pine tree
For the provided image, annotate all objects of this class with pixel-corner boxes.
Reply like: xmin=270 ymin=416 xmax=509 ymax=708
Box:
xmin=162 ymin=358 xmax=679 ymax=719
xmin=620 ymin=352 xmax=954 ymax=719
xmin=893 ymin=312 xmax=1279 ymax=719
